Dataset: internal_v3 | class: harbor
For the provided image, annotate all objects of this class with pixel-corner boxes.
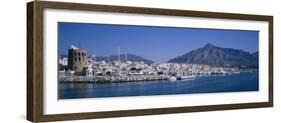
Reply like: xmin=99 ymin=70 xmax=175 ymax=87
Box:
xmin=59 ymin=70 xmax=248 ymax=83
xmin=59 ymin=45 xmax=256 ymax=83
xmin=57 ymin=23 xmax=260 ymax=99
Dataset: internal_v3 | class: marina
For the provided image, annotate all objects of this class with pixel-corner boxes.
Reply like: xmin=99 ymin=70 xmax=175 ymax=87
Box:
xmin=57 ymin=22 xmax=260 ymax=99
xmin=58 ymin=64 xmax=247 ymax=83
xmin=58 ymin=45 xmax=258 ymax=99
xmin=59 ymin=45 xmax=249 ymax=83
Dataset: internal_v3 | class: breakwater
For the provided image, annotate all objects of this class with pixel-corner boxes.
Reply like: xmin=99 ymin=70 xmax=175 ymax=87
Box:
xmin=59 ymin=75 xmax=167 ymax=83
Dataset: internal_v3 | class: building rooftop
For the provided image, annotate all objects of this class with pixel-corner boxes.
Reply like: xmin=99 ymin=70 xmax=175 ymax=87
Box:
xmin=70 ymin=45 xmax=79 ymax=50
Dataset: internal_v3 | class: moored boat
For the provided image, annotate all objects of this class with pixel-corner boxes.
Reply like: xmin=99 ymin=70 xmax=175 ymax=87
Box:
xmin=167 ymin=76 xmax=177 ymax=81
xmin=177 ymin=75 xmax=196 ymax=80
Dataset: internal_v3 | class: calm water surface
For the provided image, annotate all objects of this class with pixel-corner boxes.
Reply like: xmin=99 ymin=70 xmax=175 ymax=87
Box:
xmin=59 ymin=72 xmax=258 ymax=99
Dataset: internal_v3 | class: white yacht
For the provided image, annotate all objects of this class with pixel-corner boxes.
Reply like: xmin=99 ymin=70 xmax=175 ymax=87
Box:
xmin=177 ymin=75 xmax=196 ymax=80
xmin=168 ymin=76 xmax=177 ymax=81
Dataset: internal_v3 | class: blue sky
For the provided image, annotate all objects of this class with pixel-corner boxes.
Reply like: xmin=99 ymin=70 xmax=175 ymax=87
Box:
xmin=58 ymin=22 xmax=259 ymax=62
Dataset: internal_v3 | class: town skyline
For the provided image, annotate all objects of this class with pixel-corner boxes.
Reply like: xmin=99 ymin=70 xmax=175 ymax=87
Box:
xmin=59 ymin=22 xmax=259 ymax=62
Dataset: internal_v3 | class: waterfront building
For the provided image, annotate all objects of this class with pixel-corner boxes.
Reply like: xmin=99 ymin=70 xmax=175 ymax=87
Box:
xmin=65 ymin=69 xmax=75 ymax=76
xmin=59 ymin=56 xmax=68 ymax=66
xmin=85 ymin=64 xmax=94 ymax=77
xmin=67 ymin=45 xmax=87 ymax=73
xmin=58 ymin=69 xmax=66 ymax=76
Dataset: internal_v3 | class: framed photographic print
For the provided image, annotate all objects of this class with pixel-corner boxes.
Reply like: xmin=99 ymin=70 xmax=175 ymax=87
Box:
xmin=27 ymin=0 xmax=273 ymax=122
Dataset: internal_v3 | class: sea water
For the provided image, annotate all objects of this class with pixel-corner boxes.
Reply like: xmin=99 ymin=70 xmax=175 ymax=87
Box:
xmin=59 ymin=72 xmax=258 ymax=99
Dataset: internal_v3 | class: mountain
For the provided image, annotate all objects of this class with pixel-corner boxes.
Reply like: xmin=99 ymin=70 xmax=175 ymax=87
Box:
xmin=168 ymin=43 xmax=258 ymax=67
xmin=252 ymin=52 xmax=259 ymax=60
xmin=95 ymin=54 xmax=154 ymax=64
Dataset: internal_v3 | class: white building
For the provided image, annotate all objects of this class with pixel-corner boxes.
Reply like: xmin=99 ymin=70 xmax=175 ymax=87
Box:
xmin=59 ymin=57 xmax=68 ymax=66
xmin=85 ymin=65 xmax=94 ymax=77
xmin=65 ymin=69 xmax=75 ymax=76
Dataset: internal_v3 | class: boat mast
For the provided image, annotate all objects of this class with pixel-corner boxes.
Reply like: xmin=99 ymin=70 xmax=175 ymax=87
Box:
xmin=118 ymin=47 xmax=120 ymax=62
xmin=108 ymin=55 xmax=110 ymax=63
xmin=125 ymin=53 xmax=127 ymax=62
xmin=91 ymin=54 xmax=96 ymax=62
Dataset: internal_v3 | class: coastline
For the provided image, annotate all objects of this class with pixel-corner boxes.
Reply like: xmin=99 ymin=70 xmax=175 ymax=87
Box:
xmin=58 ymin=70 xmax=257 ymax=83
xmin=59 ymin=75 xmax=167 ymax=83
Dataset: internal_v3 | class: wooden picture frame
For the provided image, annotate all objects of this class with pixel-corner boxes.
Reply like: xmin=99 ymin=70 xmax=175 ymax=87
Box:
xmin=27 ymin=1 xmax=273 ymax=122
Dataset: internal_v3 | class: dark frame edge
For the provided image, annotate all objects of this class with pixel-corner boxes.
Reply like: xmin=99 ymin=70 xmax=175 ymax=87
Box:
xmin=37 ymin=102 xmax=271 ymax=122
xmin=37 ymin=1 xmax=273 ymax=21
xmin=268 ymin=16 xmax=274 ymax=107
xmin=27 ymin=1 xmax=45 ymax=122
xmin=27 ymin=1 xmax=35 ymax=122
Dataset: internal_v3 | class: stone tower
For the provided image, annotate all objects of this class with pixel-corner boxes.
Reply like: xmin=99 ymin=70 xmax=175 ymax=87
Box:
xmin=67 ymin=45 xmax=87 ymax=73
